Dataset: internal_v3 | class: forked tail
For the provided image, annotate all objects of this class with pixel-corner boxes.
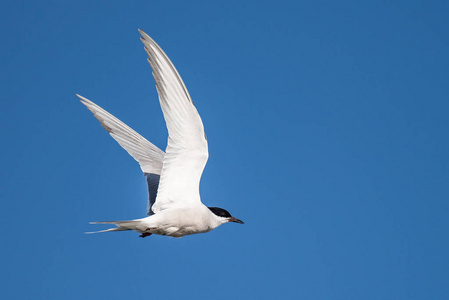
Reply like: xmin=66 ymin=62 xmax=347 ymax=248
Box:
xmin=86 ymin=220 xmax=137 ymax=234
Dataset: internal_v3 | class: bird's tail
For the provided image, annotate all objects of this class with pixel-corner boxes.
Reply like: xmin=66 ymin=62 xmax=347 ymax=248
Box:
xmin=85 ymin=220 xmax=138 ymax=234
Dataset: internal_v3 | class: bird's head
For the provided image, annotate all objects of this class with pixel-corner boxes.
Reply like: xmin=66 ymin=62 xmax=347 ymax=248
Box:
xmin=208 ymin=207 xmax=244 ymax=224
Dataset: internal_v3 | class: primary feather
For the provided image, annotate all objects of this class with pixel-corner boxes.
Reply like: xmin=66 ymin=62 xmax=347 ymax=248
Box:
xmin=139 ymin=30 xmax=209 ymax=214
xmin=78 ymin=95 xmax=164 ymax=215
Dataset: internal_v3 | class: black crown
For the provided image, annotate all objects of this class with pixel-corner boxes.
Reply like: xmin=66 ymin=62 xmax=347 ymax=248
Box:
xmin=208 ymin=207 xmax=232 ymax=218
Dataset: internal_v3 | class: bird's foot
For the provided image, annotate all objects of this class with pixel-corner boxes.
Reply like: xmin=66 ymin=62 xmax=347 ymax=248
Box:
xmin=139 ymin=232 xmax=152 ymax=238
xmin=139 ymin=227 xmax=156 ymax=238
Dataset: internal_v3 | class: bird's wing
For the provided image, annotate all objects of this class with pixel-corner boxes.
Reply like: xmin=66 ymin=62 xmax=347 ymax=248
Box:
xmin=78 ymin=95 xmax=165 ymax=215
xmin=139 ymin=29 xmax=208 ymax=214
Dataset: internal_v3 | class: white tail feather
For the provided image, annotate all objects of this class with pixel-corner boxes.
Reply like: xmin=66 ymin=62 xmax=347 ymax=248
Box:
xmin=86 ymin=220 xmax=139 ymax=234
xmin=85 ymin=227 xmax=129 ymax=234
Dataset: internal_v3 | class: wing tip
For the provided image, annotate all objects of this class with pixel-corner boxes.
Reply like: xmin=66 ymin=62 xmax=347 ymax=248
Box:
xmin=138 ymin=29 xmax=157 ymax=48
xmin=76 ymin=94 xmax=92 ymax=106
xmin=138 ymin=28 xmax=150 ymax=40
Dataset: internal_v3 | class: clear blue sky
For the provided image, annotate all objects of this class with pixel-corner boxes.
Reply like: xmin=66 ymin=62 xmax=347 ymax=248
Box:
xmin=1 ymin=1 xmax=449 ymax=299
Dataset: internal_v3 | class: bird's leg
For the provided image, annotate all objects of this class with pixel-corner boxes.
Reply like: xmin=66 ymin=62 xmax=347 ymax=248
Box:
xmin=139 ymin=227 xmax=156 ymax=238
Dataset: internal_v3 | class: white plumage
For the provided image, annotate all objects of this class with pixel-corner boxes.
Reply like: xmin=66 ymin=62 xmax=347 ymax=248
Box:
xmin=79 ymin=29 xmax=243 ymax=238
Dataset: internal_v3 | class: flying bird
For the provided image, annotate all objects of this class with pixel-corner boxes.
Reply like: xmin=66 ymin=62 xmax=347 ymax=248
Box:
xmin=78 ymin=29 xmax=243 ymax=238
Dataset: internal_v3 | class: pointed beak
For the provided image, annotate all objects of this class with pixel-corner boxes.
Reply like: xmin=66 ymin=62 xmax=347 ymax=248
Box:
xmin=229 ymin=217 xmax=244 ymax=224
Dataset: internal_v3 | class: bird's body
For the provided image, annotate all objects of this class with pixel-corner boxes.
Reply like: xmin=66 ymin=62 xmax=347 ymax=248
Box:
xmin=97 ymin=206 xmax=227 ymax=238
xmin=79 ymin=29 xmax=243 ymax=238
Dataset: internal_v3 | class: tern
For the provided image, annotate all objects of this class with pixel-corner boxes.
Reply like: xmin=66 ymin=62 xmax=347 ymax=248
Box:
xmin=78 ymin=30 xmax=243 ymax=238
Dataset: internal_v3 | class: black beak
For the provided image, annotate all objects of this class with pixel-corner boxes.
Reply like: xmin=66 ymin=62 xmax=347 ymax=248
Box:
xmin=229 ymin=217 xmax=244 ymax=224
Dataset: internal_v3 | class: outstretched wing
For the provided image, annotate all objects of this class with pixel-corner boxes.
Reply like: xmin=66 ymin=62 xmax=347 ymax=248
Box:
xmin=139 ymin=30 xmax=208 ymax=214
xmin=78 ymin=95 xmax=165 ymax=215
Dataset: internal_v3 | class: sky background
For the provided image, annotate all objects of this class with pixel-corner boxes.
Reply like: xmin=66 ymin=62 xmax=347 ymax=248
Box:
xmin=1 ymin=1 xmax=449 ymax=299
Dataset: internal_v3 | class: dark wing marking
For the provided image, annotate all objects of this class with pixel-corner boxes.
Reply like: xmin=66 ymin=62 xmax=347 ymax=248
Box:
xmin=144 ymin=173 xmax=160 ymax=215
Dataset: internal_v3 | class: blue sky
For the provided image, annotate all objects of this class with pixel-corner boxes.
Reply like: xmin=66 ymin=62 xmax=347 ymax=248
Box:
xmin=1 ymin=0 xmax=449 ymax=299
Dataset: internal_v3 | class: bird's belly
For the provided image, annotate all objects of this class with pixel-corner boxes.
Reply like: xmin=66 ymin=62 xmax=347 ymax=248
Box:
xmin=167 ymin=226 xmax=212 ymax=237
xmin=144 ymin=206 xmax=213 ymax=237
xmin=153 ymin=222 xmax=211 ymax=237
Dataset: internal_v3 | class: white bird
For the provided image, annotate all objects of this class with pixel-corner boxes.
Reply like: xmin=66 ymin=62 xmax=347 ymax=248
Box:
xmin=78 ymin=29 xmax=243 ymax=238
